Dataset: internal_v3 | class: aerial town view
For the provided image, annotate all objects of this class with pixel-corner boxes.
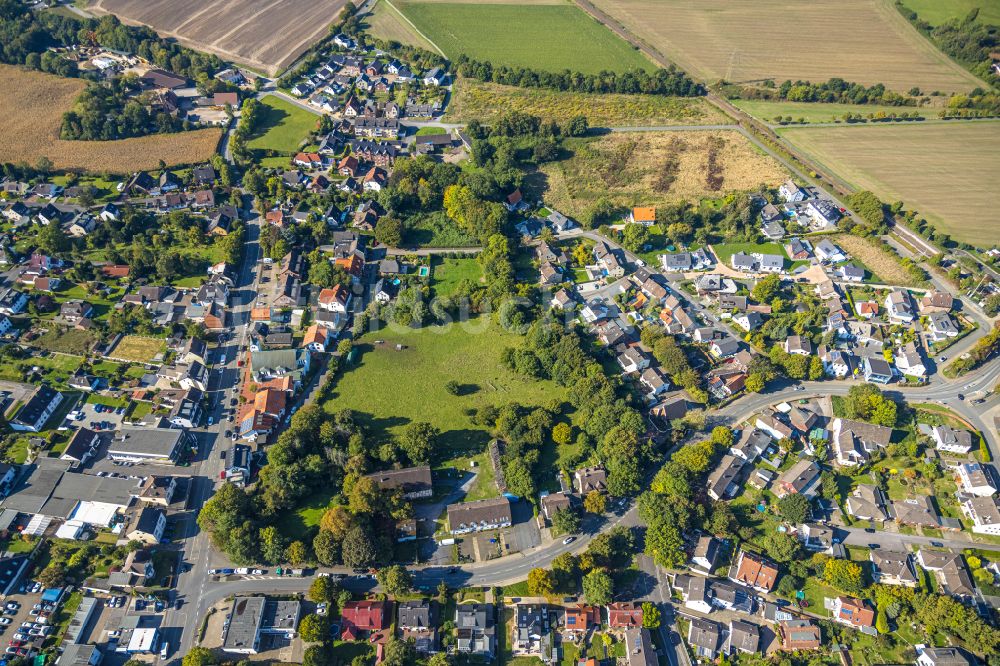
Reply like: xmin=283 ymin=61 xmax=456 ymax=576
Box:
xmin=1 ymin=1 xmax=1000 ymax=666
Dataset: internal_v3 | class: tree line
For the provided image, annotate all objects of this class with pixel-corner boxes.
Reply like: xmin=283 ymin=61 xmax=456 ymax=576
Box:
xmin=454 ymin=54 xmax=704 ymax=97
xmin=728 ymin=77 xmax=918 ymax=106
xmin=61 ymin=73 xmax=190 ymax=140
xmin=896 ymin=3 xmax=1000 ymax=85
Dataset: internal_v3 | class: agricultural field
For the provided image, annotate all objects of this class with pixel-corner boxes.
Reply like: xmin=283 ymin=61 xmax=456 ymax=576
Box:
xmin=539 ymin=130 xmax=789 ymax=219
xmin=0 ymin=65 xmax=221 ymax=174
xmin=446 ymin=79 xmax=727 ymax=127
xmin=393 ymin=1 xmax=653 ymax=74
xmin=110 ymin=336 xmax=167 ymax=364
xmin=363 ymin=0 xmax=438 ymax=53
xmin=900 ymin=0 xmax=1000 ymax=25
xmin=780 ymin=122 xmax=1000 ymax=244
xmin=588 ymin=0 xmax=984 ymax=92
xmin=732 ymin=99 xmax=937 ymax=124
xmin=88 ymin=0 xmax=347 ymax=74
xmin=246 ymin=95 xmax=319 ymax=155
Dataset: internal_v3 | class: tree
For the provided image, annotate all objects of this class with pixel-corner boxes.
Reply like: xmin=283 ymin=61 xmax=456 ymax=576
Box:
xmin=808 ymin=355 xmax=824 ymax=380
xmin=745 ymin=373 xmax=766 ymax=393
xmin=641 ymin=602 xmax=661 ymax=629
xmin=38 ymin=563 xmax=66 ymax=588
xmin=375 ymin=215 xmax=404 ymax=247
xmin=645 ymin=520 xmax=685 ymax=568
xmin=527 ymin=567 xmax=557 ymax=596
xmin=711 ymin=426 xmax=733 ymax=447
xmin=398 ymin=422 xmax=439 ymax=464
xmin=751 ymin=274 xmax=782 ymax=303
xmin=376 ymin=565 xmax=413 ymax=597
xmin=552 ymin=422 xmax=572 ymax=446
xmin=582 ymin=569 xmax=613 ymax=605
xmin=583 ymin=491 xmax=607 ymax=514
xmin=445 ymin=380 xmax=460 ymax=395
xmin=383 ymin=638 xmax=417 ymax=666
xmin=760 ymin=532 xmax=800 ymax=564
xmin=551 ymin=508 xmax=581 ymax=535
xmin=303 ymin=646 xmax=331 ymax=666
xmin=876 ymin=608 xmax=889 ymax=634
xmin=286 ymin=540 xmax=309 ymax=565
xmin=341 ymin=525 xmax=377 ymax=569
xmin=300 ymin=613 xmax=330 ymax=643
xmin=183 ymin=648 xmax=217 ymax=666
xmin=777 ymin=493 xmax=811 ymax=525
xmin=620 ymin=223 xmax=650 ymax=252
xmin=260 ymin=525 xmax=288 ymax=564
xmin=310 ymin=576 xmax=338 ymax=603
xmin=823 ymin=559 xmax=865 ymax=594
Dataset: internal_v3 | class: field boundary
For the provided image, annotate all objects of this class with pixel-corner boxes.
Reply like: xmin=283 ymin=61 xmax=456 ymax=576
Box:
xmin=382 ymin=0 xmax=446 ymax=57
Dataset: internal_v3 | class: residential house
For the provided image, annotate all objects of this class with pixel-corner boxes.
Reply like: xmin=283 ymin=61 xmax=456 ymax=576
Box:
xmin=729 ymin=550 xmax=779 ymax=592
xmin=831 ymin=418 xmax=893 ymax=467
xmin=726 ymin=620 xmax=760 ymax=656
xmin=862 ymin=356 xmax=893 ymax=384
xmin=691 ymin=535 xmax=722 ymax=572
xmin=629 ymin=207 xmax=656 ymax=226
xmin=928 ymin=312 xmax=960 ymax=339
xmin=814 ymin=239 xmax=846 ymax=263
xmin=784 ymin=335 xmax=812 ymax=356
xmin=931 ymin=425 xmax=974 ymax=454
xmin=778 ymin=620 xmax=820 ymax=650
xmin=761 ymin=220 xmax=785 ymax=240
xmin=870 ymin=550 xmax=917 ymax=587
xmin=511 ymin=605 xmax=553 ymax=663
xmin=607 ymin=603 xmax=643 ymax=629
xmin=366 ymin=466 xmax=433 ymax=500
xmin=398 ymin=600 xmax=437 ymax=654
xmin=774 ymin=459 xmax=821 ymax=498
xmin=318 ymin=285 xmax=351 ymax=314
xmin=916 ymin=647 xmax=975 ymax=666
xmin=885 ymin=290 xmax=914 ymax=322
xmin=892 ymin=496 xmax=941 ymax=529
xmin=455 ymin=604 xmax=495 ymax=657
xmin=846 ymin=484 xmax=889 ymax=522
xmin=778 ymin=180 xmax=805 ymax=202
xmin=687 ymin=618 xmax=723 ymax=659
xmin=61 ymin=427 xmax=100 ymax=466
xmin=839 ymin=265 xmax=865 ymax=282
xmin=895 ymin=342 xmax=927 ymax=377
xmin=806 ymin=200 xmax=842 ymax=227
xmin=9 ymin=385 xmax=63 ymax=432
xmin=962 ymin=495 xmax=1000 ymax=535
xmin=341 ymin=600 xmax=391 ymax=641
xmin=707 ymin=455 xmax=746 ymax=501
xmin=574 ymin=467 xmax=607 ymax=494
xmin=916 ymin=550 xmax=976 ymax=600
xmin=919 ymin=291 xmax=954 ymax=315
xmin=956 ymin=462 xmax=998 ymax=497
xmin=830 ymin=597 xmax=875 ymax=632
xmin=126 ymin=507 xmax=167 ymax=545
xmin=447 ymin=498 xmax=512 ymax=534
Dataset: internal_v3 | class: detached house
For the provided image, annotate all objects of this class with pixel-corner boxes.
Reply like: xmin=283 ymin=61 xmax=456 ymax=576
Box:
xmin=729 ymin=549 xmax=779 ymax=592
xmin=885 ymin=290 xmax=914 ymax=322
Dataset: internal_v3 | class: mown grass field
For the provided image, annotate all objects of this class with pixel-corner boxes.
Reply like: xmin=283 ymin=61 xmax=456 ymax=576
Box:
xmin=323 ymin=319 xmax=565 ymax=453
xmin=732 ymin=99 xmax=936 ymax=124
xmin=446 ymin=79 xmax=727 ymax=127
xmin=0 ymin=65 xmax=221 ymax=173
xmin=246 ymin=95 xmax=319 ymax=154
xmin=111 ymin=336 xmax=166 ymax=363
xmin=539 ymin=130 xmax=789 ymax=219
xmin=364 ymin=0 xmax=439 ymax=52
xmin=431 ymin=257 xmax=482 ymax=296
xmin=394 ymin=1 xmax=653 ymax=74
xmin=780 ymin=122 xmax=1000 ymax=244
xmin=588 ymin=0 xmax=984 ymax=92
xmin=900 ymin=0 xmax=1000 ymax=25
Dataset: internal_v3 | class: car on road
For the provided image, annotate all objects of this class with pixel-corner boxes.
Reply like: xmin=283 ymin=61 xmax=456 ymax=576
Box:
xmin=938 ymin=356 xmax=947 ymax=362
xmin=160 ymin=643 xmax=169 ymax=659
xmin=864 ymin=528 xmax=875 ymax=533
xmin=251 ymin=569 xmax=265 ymax=575
xmin=931 ymin=541 xmax=943 ymax=547
xmin=224 ymin=430 xmax=232 ymax=439
xmin=562 ymin=536 xmax=576 ymax=545
xmin=316 ymin=603 xmax=328 ymax=616
xmin=208 ymin=416 xmax=215 ymax=425
xmin=869 ymin=543 xmax=880 ymax=549
xmin=230 ymin=398 xmax=238 ymax=407
xmin=957 ymin=394 xmax=964 ymax=401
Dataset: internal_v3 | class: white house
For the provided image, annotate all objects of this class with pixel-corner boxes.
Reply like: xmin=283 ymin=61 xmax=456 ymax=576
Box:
xmin=931 ymin=425 xmax=974 ymax=454
xmin=778 ymin=180 xmax=805 ymax=203
xmin=885 ymin=290 xmax=914 ymax=323
xmin=956 ymin=462 xmax=997 ymax=497
xmin=962 ymin=496 xmax=1000 ymax=535
xmin=814 ymin=239 xmax=846 ymax=263
xmin=894 ymin=342 xmax=926 ymax=378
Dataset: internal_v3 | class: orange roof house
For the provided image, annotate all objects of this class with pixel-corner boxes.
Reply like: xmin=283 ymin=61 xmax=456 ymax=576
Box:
xmin=302 ymin=323 xmax=328 ymax=350
xmin=254 ymin=388 xmax=287 ymax=417
xmin=335 ymin=254 xmax=364 ymax=277
xmin=630 ymin=207 xmax=656 ymax=225
xmin=730 ymin=549 xmax=779 ymax=592
xmin=833 ymin=597 xmax=875 ymax=629
xmin=564 ymin=605 xmax=600 ymax=634
xmin=250 ymin=307 xmax=272 ymax=322
xmin=265 ymin=209 xmax=286 ymax=227
xmin=607 ymin=602 xmax=643 ymax=628
xmin=100 ymin=265 xmax=131 ymax=278
xmin=341 ymin=600 xmax=391 ymax=640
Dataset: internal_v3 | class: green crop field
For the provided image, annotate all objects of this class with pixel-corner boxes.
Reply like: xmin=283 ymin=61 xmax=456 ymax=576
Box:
xmin=900 ymin=0 xmax=1000 ymax=25
xmin=364 ymin=0 xmax=439 ymax=52
xmin=246 ymin=95 xmax=318 ymax=155
xmin=732 ymin=99 xmax=936 ymax=124
xmin=780 ymin=122 xmax=1000 ymax=244
xmin=394 ymin=1 xmax=654 ymax=74
xmin=589 ymin=0 xmax=985 ymax=92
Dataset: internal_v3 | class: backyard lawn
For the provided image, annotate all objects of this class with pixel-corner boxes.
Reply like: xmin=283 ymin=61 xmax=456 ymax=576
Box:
xmin=111 ymin=336 xmax=167 ymax=364
xmin=710 ymin=241 xmax=788 ymax=267
xmin=431 ymin=257 xmax=482 ymax=297
xmin=246 ymin=95 xmax=319 ymax=155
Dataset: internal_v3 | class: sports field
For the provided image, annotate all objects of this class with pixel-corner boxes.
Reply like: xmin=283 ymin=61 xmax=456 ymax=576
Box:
xmin=0 ymin=65 xmax=220 ymax=174
xmin=447 ymin=79 xmax=727 ymax=127
xmin=780 ymin=122 xmax=1000 ymax=244
xmin=246 ymin=95 xmax=319 ymax=154
xmin=732 ymin=99 xmax=935 ymax=124
xmin=900 ymin=0 xmax=1000 ymax=25
xmin=394 ymin=1 xmax=653 ymax=74
xmin=539 ymin=130 xmax=789 ymax=218
xmin=588 ymin=0 xmax=984 ymax=92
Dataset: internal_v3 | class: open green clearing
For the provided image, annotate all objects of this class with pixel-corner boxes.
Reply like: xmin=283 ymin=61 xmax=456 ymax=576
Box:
xmin=780 ymin=122 xmax=1000 ymax=244
xmin=394 ymin=1 xmax=653 ymax=74
xmin=431 ymin=257 xmax=482 ymax=296
xmin=900 ymin=0 xmax=1000 ymax=25
xmin=246 ymin=95 xmax=318 ymax=155
xmin=111 ymin=336 xmax=166 ymax=363
xmin=323 ymin=319 xmax=564 ymax=452
xmin=710 ymin=241 xmax=788 ymax=266
xmin=732 ymin=99 xmax=935 ymax=124
xmin=447 ymin=79 xmax=727 ymax=127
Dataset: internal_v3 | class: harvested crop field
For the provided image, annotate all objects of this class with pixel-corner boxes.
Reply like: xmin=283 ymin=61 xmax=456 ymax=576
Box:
xmin=780 ymin=122 xmax=1000 ymax=244
xmin=89 ymin=0 xmax=347 ymax=75
xmin=394 ymin=1 xmax=653 ymax=74
xmin=588 ymin=0 xmax=984 ymax=92
xmin=0 ymin=65 xmax=221 ymax=174
xmin=830 ymin=234 xmax=924 ymax=287
xmin=364 ymin=0 xmax=438 ymax=53
xmin=446 ymin=79 xmax=727 ymax=127
xmin=538 ymin=130 xmax=789 ymax=218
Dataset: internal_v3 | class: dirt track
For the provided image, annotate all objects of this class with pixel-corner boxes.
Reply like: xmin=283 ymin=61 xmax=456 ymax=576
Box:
xmin=90 ymin=0 xmax=347 ymax=75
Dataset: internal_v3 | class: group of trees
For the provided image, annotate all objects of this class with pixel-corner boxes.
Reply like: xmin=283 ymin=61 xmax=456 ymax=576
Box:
xmin=841 ymin=384 xmax=899 ymax=427
xmin=734 ymin=76 xmax=918 ymax=106
xmin=898 ymin=4 xmax=1000 ymax=86
xmin=640 ymin=326 xmax=708 ymax=403
xmin=61 ymin=73 xmax=189 ymax=140
xmin=455 ymin=55 xmax=703 ymax=97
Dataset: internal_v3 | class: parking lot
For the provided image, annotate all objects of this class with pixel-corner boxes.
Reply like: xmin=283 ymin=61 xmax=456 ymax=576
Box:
xmin=68 ymin=398 xmax=128 ymax=433
xmin=0 ymin=583 xmax=57 ymax=659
